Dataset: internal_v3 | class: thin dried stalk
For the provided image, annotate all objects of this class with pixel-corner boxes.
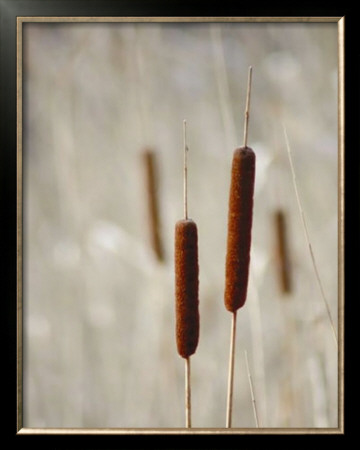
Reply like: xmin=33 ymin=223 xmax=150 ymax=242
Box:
xmin=283 ymin=125 xmax=338 ymax=347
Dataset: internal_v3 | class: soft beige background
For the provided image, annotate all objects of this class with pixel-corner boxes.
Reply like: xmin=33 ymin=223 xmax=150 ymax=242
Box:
xmin=22 ymin=20 xmax=339 ymax=429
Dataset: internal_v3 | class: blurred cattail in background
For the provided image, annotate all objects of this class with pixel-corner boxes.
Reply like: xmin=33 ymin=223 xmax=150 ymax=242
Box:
xmin=273 ymin=208 xmax=292 ymax=295
xmin=141 ymin=148 xmax=165 ymax=263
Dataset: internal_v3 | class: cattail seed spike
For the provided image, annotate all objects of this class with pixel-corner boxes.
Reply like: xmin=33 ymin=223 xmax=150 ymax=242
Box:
xmin=243 ymin=66 xmax=253 ymax=148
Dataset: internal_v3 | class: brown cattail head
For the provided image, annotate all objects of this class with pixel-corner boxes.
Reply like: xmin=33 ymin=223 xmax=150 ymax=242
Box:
xmin=142 ymin=149 xmax=165 ymax=262
xmin=224 ymin=146 xmax=256 ymax=312
xmin=175 ymin=219 xmax=199 ymax=358
xmin=274 ymin=209 xmax=292 ymax=294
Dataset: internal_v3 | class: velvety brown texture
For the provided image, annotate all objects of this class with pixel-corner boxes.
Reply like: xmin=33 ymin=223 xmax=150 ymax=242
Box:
xmin=142 ymin=149 xmax=164 ymax=262
xmin=274 ymin=209 xmax=292 ymax=294
xmin=224 ymin=146 xmax=255 ymax=312
xmin=175 ymin=219 xmax=199 ymax=358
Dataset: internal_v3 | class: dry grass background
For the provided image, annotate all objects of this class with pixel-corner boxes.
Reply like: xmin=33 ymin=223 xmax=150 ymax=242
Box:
xmin=22 ymin=20 xmax=339 ymax=429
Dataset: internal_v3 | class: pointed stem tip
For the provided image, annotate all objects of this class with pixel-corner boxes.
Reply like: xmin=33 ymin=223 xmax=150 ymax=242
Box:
xmin=183 ymin=120 xmax=188 ymax=220
xmin=243 ymin=66 xmax=253 ymax=148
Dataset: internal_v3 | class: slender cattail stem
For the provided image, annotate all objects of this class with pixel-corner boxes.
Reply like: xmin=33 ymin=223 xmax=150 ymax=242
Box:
xmin=245 ymin=349 xmax=260 ymax=428
xmin=226 ymin=311 xmax=237 ymax=428
xmin=243 ymin=66 xmax=253 ymax=148
xmin=185 ymin=356 xmax=191 ymax=428
xmin=283 ymin=125 xmax=338 ymax=347
xmin=183 ymin=119 xmax=188 ymax=220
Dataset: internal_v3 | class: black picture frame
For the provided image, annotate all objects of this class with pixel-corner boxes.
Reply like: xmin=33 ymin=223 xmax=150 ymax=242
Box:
xmin=2 ymin=0 xmax=356 ymax=448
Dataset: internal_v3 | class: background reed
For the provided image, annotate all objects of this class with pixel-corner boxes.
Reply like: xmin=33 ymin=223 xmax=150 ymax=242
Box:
xmin=22 ymin=21 xmax=339 ymax=428
xmin=141 ymin=148 xmax=165 ymax=263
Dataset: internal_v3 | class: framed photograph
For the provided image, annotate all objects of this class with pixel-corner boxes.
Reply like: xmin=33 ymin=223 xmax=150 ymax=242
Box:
xmin=2 ymin=0 xmax=349 ymax=442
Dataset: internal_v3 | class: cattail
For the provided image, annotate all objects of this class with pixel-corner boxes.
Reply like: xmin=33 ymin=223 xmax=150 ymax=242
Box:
xmin=225 ymin=66 xmax=255 ymax=428
xmin=224 ymin=146 xmax=256 ymax=311
xmin=274 ymin=208 xmax=292 ymax=294
xmin=174 ymin=120 xmax=199 ymax=427
xmin=142 ymin=149 xmax=165 ymax=262
xmin=175 ymin=219 xmax=199 ymax=358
